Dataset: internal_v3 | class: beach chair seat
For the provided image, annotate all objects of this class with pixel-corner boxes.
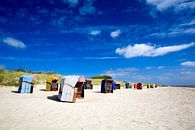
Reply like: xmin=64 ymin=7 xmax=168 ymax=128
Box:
xmin=75 ymin=77 xmax=85 ymax=98
xmin=85 ymin=79 xmax=93 ymax=89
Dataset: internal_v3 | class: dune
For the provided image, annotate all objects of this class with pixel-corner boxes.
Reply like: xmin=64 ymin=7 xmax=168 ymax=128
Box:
xmin=0 ymin=85 xmax=194 ymax=130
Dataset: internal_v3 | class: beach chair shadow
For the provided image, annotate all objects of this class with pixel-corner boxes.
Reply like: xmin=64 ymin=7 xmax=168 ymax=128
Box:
xmin=47 ymin=95 xmax=60 ymax=102
xmin=40 ymin=89 xmax=46 ymax=91
xmin=11 ymin=90 xmax=19 ymax=93
xmin=92 ymin=90 xmax=102 ymax=93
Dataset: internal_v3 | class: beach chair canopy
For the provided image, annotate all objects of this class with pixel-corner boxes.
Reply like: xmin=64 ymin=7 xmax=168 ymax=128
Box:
xmin=21 ymin=75 xmax=33 ymax=82
xmin=61 ymin=75 xmax=80 ymax=88
xmin=86 ymin=79 xmax=92 ymax=82
xmin=53 ymin=77 xmax=59 ymax=81
xmin=78 ymin=77 xmax=85 ymax=82
xmin=18 ymin=75 xmax=34 ymax=93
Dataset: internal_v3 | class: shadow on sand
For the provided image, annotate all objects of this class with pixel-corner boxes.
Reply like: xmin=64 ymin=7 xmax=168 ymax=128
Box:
xmin=40 ymin=89 xmax=46 ymax=91
xmin=47 ymin=95 xmax=60 ymax=102
xmin=11 ymin=90 xmax=19 ymax=93
xmin=92 ymin=90 xmax=102 ymax=93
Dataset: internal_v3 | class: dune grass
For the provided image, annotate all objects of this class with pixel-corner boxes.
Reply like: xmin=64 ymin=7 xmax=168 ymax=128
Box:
xmin=0 ymin=69 xmax=62 ymax=87
xmin=91 ymin=79 xmax=102 ymax=85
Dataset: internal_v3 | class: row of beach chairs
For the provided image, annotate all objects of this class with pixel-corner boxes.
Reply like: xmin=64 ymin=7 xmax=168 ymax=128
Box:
xmin=17 ymin=75 xmax=158 ymax=103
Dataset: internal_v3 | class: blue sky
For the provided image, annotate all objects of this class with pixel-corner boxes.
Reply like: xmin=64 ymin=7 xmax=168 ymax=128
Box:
xmin=0 ymin=0 xmax=195 ymax=85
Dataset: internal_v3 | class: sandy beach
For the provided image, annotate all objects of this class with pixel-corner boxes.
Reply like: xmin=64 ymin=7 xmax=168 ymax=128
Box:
xmin=0 ymin=85 xmax=194 ymax=130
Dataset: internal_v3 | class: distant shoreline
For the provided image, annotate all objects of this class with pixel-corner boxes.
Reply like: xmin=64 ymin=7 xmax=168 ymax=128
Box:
xmin=170 ymin=85 xmax=195 ymax=88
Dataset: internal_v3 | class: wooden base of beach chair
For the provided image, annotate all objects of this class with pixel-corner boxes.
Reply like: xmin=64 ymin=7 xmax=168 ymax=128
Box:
xmin=72 ymin=88 xmax=77 ymax=103
xmin=105 ymin=89 xmax=113 ymax=93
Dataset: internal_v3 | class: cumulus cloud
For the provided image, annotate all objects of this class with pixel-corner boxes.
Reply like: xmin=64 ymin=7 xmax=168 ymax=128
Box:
xmin=89 ymin=30 xmax=101 ymax=36
xmin=145 ymin=0 xmax=195 ymax=12
xmin=110 ymin=29 xmax=121 ymax=38
xmin=116 ymin=42 xmax=195 ymax=58
xmin=2 ymin=37 xmax=26 ymax=48
xmin=181 ymin=61 xmax=195 ymax=67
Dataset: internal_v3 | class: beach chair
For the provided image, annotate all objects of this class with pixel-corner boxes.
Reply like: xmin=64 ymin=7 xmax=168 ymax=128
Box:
xmin=75 ymin=77 xmax=85 ymax=98
xmin=101 ymin=79 xmax=114 ymax=93
xmin=84 ymin=79 xmax=93 ymax=89
xmin=147 ymin=84 xmax=150 ymax=89
xmin=114 ymin=81 xmax=121 ymax=89
xmin=133 ymin=83 xmax=136 ymax=89
xmin=136 ymin=83 xmax=142 ymax=89
xmin=18 ymin=75 xmax=34 ymax=93
xmin=150 ymin=84 xmax=154 ymax=88
xmin=58 ymin=76 xmax=80 ymax=103
xmin=46 ymin=77 xmax=59 ymax=91
xmin=123 ymin=81 xmax=131 ymax=89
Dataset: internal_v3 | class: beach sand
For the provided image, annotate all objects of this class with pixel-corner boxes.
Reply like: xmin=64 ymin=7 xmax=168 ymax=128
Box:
xmin=0 ymin=85 xmax=194 ymax=130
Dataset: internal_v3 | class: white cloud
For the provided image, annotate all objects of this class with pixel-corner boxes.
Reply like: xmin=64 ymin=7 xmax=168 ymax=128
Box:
xmin=177 ymin=1 xmax=195 ymax=10
xmin=146 ymin=0 xmax=176 ymax=11
xmin=179 ymin=19 xmax=195 ymax=26
xmin=116 ymin=42 xmax=195 ymax=58
xmin=84 ymin=56 xmax=119 ymax=60
xmin=145 ymin=0 xmax=195 ymax=12
xmin=110 ymin=29 xmax=121 ymax=38
xmin=89 ymin=30 xmax=101 ymax=36
xmin=181 ymin=61 xmax=195 ymax=67
xmin=2 ymin=37 xmax=26 ymax=48
xmin=146 ymin=66 xmax=165 ymax=70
